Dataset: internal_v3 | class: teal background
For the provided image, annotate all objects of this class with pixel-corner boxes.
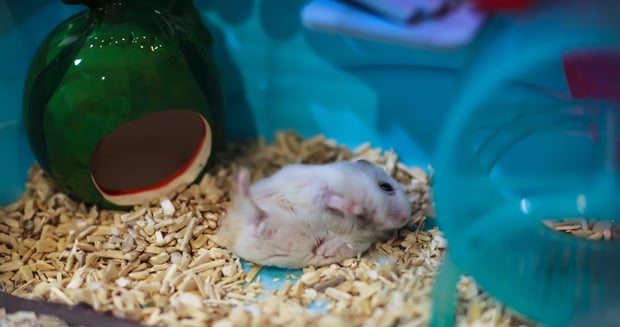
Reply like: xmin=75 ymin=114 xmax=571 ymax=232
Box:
xmin=0 ymin=0 xmax=571 ymax=205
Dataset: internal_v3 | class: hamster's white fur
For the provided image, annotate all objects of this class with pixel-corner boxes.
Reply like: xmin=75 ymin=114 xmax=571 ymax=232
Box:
xmin=212 ymin=160 xmax=412 ymax=269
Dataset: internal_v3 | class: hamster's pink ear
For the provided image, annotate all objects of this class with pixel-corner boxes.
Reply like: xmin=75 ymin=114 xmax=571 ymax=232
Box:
xmin=235 ymin=167 xmax=251 ymax=197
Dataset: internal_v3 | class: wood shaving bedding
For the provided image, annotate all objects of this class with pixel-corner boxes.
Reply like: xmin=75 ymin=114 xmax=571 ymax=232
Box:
xmin=0 ymin=309 xmax=72 ymax=327
xmin=0 ymin=130 xmax=590 ymax=327
xmin=544 ymin=219 xmax=618 ymax=240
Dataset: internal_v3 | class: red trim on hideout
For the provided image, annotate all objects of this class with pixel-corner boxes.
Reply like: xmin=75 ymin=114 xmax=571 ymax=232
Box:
xmin=90 ymin=110 xmax=210 ymax=197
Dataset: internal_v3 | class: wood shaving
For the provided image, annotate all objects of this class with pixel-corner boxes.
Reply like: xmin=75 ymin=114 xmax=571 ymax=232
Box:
xmin=544 ymin=218 xmax=619 ymax=240
xmin=0 ymin=130 xmax=553 ymax=327
xmin=0 ymin=308 xmax=73 ymax=327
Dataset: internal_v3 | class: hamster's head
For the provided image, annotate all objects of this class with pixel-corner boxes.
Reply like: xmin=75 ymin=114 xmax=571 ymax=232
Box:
xmin=354 ymin=159 xmax=412 ymax=231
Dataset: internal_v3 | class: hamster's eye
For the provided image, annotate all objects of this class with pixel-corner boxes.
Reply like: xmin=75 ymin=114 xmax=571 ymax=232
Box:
xmin=379 ymin=182 xmax=395 ymax=194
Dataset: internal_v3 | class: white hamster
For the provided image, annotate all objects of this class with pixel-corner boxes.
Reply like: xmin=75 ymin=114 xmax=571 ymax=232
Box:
xmin=212 ymin=159 xmax=413 ymax=269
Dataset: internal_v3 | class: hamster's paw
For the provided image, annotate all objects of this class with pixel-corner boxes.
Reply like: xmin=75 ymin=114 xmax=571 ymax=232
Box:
xmin=323 ymin=192 xmax=363 ymax=216
xmin=312 ymin=238 xmax=357 ymax=263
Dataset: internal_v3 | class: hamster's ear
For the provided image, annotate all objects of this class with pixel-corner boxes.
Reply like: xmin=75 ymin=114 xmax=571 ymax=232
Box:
xmin=356 ymin=159 xmax=372 ymax=165
xmin=235 ymin=167 xmax=251 ymax=197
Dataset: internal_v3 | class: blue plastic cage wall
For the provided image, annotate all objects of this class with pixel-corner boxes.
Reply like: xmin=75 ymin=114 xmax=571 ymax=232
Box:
xmin=0 ymin=0 xmax=573 ymax=206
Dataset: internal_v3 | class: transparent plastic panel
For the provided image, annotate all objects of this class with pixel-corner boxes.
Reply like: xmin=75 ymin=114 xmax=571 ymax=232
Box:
xmin=432 ymin=1 xmax=620 ymax=325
